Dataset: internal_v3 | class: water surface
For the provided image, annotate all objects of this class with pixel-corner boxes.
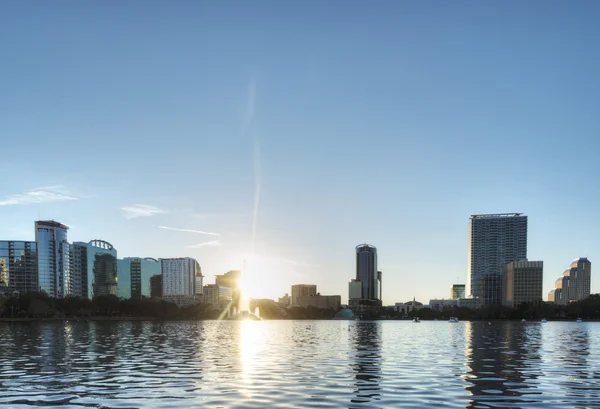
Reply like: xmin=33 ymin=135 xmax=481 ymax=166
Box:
xmin=1 ymin=320 xmax=599 ymax=408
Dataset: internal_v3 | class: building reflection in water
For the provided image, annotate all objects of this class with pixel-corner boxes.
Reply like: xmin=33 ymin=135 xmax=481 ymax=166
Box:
xmin=464 ymin=321 xmax=542 ymax=409
xmin=349 ymin=321 xmax=382 ymax=407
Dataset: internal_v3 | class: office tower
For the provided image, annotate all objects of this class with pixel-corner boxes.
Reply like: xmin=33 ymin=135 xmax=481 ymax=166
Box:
xmin=348 ymin=244 xmax=382 ymax=307
xmin=150 ymin=274 xmax=162 ymax=298
xmin=72 ymin=240 xmax=118 ymax=299
xmin=548 ymin=258 xmax=591 ymax=305
xmin=117 ymin=257 xmax=161 ymax=299
xmin=291 ymin=284 xmax=317 ymax=305
xmin=35 ymin=220 xmax=71 ymax=298
xmin=0 ymin=241 xmax=38 ymax=295
xmin=70 ymin=244 xmax=87 ymax=298
xmin=502 ymin=260 xmax=543 ymax=308
xmin=450 ymin=284 xmax=466 ymax=300
xmin=161 ymin=257 xmax=200 ymax=306
xmin=468 ymin=214 xmax=527 ymax=306
xmin=202 ymin=284 xmax=232 ymax=305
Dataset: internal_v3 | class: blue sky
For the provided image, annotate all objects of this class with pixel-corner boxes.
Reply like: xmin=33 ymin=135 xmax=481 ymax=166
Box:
xmin=1 ymin=1 xmax=600 ymax=304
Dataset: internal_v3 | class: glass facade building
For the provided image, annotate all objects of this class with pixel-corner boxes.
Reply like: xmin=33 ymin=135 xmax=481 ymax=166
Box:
xmin=118 ymin=257 xmax=161 ymax=299
xmin=0 ymin=241 xmax=38 ymax=295
xmin=502 ymin=260 xmax=543 ymax=308
xmin=468 ymin=214 xmax=527 ymax=307
xmin=35 ymin=220 xmax=71 ymax=298
xmin=72 ymin=240 xmax=118 ymax=299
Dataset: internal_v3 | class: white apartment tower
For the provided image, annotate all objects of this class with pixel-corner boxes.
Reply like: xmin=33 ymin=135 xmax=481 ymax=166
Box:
xmin=468 ymin=213 xmax=527 ymax=307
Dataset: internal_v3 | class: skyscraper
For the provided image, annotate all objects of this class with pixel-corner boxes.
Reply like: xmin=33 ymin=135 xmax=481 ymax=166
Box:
xmin=0 ymin=241 xmax=38 ymax=295
xmin=468 ymin=214 xmax=527 ymax=307
xmin=72 ymin=240 xmax=118 ymax=299
xmin=502 ymin=260 xmax=543 ymax=308
xmin=161 ymin=257 xmax=200 ymax=306
xmin=548 ymin=258 xmax=591 ymax=304
xmin=349 ymin=244 xmax=381 ymax=307
xmin=35 ymin=220 xmax=71 ymax=298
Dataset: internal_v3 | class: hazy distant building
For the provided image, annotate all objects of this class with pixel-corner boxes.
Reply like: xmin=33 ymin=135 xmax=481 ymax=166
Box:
xmin=117 ymin=257 xmax=161 ymax=299
xmin=468 ymin=214 xmax=527 ymax=307
xmin=450 ymin=284 xmax=465 ymax=300
xmin=502 ymin=260 xmax=543 ymax=308
xmin=349 ymin=244 xmax=382 ymax=307
xmin=548 ymin=258 xmax=591 ymax=305
xmin=195 ymin=274 xmax=203 ymax=296
xmin=35 ymin=220 xmax=71 ymax=298
xmin=72 ymin=240 xmax=118 ymax=299
xmin=161 ymin=257 xmax=200 ymax=306
xmin=429 ymin=299 xmax=458 ymax=311
xmin=215 ymin=270 xmax=241 ymax=306
xmin=291 ymin=284 xmax=317 ymax=305
xmin=0 ymin=241 xmax=38 ymax=295
xmin=202 ymin=284 xmax=232 ymax=305
xmin=297 ymin=294 xmax=341 ymax=310
xmin=278 ymin=293 xmax=291 ymax=306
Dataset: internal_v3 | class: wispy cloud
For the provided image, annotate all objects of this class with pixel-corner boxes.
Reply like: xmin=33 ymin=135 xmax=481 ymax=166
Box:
xmin=121 ymin=204 xmax=166 ymax=219
xmin=0 ymin=186 xmax=80 ymax=206
xmin=185 ymin=240 xmax=222 ymax=249
xmin=157 ymin=225 xmax=220 ymax=236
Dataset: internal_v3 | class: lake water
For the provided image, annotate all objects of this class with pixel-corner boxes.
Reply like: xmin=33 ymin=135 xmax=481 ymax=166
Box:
xmin=1 ymin=320 xmax=599 ymax=408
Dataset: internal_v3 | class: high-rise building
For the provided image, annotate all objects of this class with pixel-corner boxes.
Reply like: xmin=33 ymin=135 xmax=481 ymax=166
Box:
xmin=117 ymin=257 xmax=161 ymax=299
xmin=0 ymin=241 xmax=38 ymax=295
xmin=195 ymin=274 xmax=203 ymax=296
xmin=150 ymin=274 xmax=162 ymax=298
xmin=468 ymin=214 xmax=527 ymax=307
xmin=348 ymin=244 xmax=381 ymax=307
xmin=548 ymin=258 xmax=591 ymax=305
xmin=161 ymin=257 xmax=200 ymax=306
xmin=72 ymin=240 xmax=118 ymax=299
xmin=35 ymin=220 xmax=71 ymax=298
xmin=296 ymin=294 xmax=341 ymax=310
xmin=291 ymin=284 xmax=317 ymax=305
xmin=502 ymin=260 xmax=543 ymax=308
xmin=450 ymin=284 xmax=466 ymax=300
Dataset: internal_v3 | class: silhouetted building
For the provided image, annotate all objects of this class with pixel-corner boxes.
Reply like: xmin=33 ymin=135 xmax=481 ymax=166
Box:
xmin=468 ymin=214 xmax=527 ymax=307
xmin=0 ymin=241 xmax=38 ymax=295
xmin=150 ymin=274 xmax=162 ymax=298
xmin=35 ymin=220 xmax=71 ymax=298
xmin=549 ymin=258 xmax=591 ymax=304
xmin=450 ymin=284 xmax=465 ymax=300
xmin=297 ymin=294 xmax=341 ymax=310
xmin=291 ymin=284 xmax=317 ymax=305
xmin=503 ymin=260 xmax=543 ymax=308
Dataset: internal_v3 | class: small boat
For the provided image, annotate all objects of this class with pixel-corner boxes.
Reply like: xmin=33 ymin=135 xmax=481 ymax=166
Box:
xmin=449 ymin=317 xmax=459 ymax=323
xmin=541 ymin=318 xmax=548 ymax=323
xmin=413 ymin=317 xmax=421 ymax=323
xmin=521 ymin=319 xmax=527 ymax=323
xmin=577 ymin=318 xmax=583 ymax=323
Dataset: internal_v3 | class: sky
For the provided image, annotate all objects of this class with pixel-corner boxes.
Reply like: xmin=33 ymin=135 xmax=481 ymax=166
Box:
xmin=1 ymin=1 xmax=600 ymax=305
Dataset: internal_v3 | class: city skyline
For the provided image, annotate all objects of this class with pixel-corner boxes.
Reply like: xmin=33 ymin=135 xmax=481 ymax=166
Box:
xmin=2 ymin=2 xmax=600 ymax=304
